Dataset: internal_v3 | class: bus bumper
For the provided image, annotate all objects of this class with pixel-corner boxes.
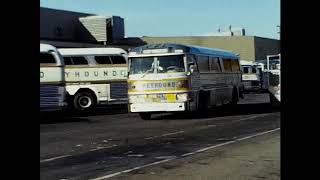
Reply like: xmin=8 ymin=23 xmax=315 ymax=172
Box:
xmin=130 ymin=102 xmax=186 ymax=112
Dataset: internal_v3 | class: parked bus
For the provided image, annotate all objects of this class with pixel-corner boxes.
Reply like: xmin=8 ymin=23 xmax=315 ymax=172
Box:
xmin=266 ymin=54 xmax=280 ymax=104
xmin=40 ymin=44 xmax=67 ymax=111
xmin=58 ymin=48 xmax=128 ymax=111
xmin=240 ymin=60 xmax=262 ymax=91
xmin=127 ymin=43 xmax=242 ymax=120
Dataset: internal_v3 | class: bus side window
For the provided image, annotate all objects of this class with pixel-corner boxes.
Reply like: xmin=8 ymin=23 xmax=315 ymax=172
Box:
xmin=187 ymin=55 xmax=198 ymax=73
xmin=197 ymin=55 xmax=209 ymax=72
xmin=63 ymin=57 xmax=73 ymax=65
xmin=210 ymin=57 xmax=221 ymax=72
xmin=252 ymin=67 xmax=257 ymax=73
xmin=40 ymin=53 xmax=56 ymax=64
xmin=71 ymin=56 xmax=88 ymax=65
xmin=243 ymin=67 xmax=249 ymax=73
xmin=110 ymin=55 xmax=126 ymax=64
xmin=231 ymin=59 xmax=240 ymax=72
xmin=95 ymin=56 xmax=112 ymax=64
xmin=222 ymin=58 xmax=232 ymax=72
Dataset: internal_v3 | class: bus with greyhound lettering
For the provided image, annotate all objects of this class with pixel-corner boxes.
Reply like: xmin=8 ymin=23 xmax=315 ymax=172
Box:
xmin=128 ymin=43 xmax=242 ymax=120
xmin=40 ymin=44 xmax=67 ymax=111
xmin=58 ymin=48 xmax=128 ymax=111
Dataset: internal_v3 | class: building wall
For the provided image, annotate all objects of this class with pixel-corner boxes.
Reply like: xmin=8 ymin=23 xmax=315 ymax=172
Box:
xmin=40 ymin=7 xmax=92 ymax=41
xmin=112 ymin=16 xmax=125 ymax=40
xmin=40 ymin=8 xmax=279 ymax=59
xmin=140 ymin=36 xmax=256 ymax=61
xmin=139 ymin=36 xmax=279 ymax=61
xmin=254 ymin=37 xmax=280 ymax=60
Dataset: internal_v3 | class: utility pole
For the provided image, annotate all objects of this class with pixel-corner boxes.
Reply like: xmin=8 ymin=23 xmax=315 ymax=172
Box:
xmin=277 ymin=25 xmax=280 ymax=39
xmin=277 ymin=25 xmax=280 ymax=34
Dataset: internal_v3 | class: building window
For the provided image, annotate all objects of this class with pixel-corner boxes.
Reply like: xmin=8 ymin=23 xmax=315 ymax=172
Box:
xmin=54 ymin=26 xmax=63 ymax=37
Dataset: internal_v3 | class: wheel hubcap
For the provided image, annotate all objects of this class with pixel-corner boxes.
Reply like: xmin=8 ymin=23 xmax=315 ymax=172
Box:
xmin=78 ymin=96 xmax=92 ymax=108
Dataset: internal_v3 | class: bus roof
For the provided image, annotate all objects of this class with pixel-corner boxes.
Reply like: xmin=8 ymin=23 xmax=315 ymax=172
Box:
xmin=58 ymin=48 xmax=127 ymax=56
xmin=40 ymin=43 xmax=58 ymax=53
xmin=240 ymin=60 xmax=257 ymax=66
xmin=129 ymin=43 xmax=239 ymax=59
xmin=256 ymin=59 xmax=280 ymax=64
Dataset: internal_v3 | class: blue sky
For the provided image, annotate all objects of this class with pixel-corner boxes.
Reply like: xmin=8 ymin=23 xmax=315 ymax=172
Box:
xmin=40 ymin=0 xmax=280 ymax=39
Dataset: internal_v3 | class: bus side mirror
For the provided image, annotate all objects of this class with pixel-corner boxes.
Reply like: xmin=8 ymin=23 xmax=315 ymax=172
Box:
xmin=189 ymin=64 xmax=196 ymax=73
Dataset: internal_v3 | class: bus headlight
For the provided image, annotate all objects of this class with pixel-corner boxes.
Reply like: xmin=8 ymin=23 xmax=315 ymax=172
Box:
xmin=176 ymin=80 xmax=188 ymax=89
xmin=129 ymin=95 xmax=140 ymax=103
xmin=176 ymin=93 xmax=188 ymax=101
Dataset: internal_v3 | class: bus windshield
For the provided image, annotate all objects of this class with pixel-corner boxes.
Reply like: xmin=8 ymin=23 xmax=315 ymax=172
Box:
xmin=157 ymin=55 xmax=185 ymax=73
xmin=267 ymin=59 xmax=280 ymax=70
xmin=130 ymin=55 xmax=185 ymax=75
xmin=130 ymin=57 xmax=155 ymax=74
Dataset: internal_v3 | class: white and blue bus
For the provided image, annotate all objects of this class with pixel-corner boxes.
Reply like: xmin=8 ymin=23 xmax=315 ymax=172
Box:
xmin=58 ymin=48 xmax=128 ymax=111
xmin=127 ymin=43 xmax=242 ymax=120
xmin=40 ymin=44 xmax=67 ymax=111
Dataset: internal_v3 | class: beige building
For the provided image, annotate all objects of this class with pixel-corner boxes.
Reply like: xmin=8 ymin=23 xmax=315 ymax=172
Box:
xmin=40 ymin=7 xmax=280 ymax=61
xmin=137 ymin=36 xmax=280 ymax=61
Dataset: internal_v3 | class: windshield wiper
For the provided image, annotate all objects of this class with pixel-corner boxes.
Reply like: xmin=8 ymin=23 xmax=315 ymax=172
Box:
xmin=140 ymin=67 xmax=154 ymax=78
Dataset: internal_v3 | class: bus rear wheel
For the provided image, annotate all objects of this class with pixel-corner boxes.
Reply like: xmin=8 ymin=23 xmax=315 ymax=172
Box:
xmin=139 ymin=112 xmax=152 ymax=120
xmin=73 ymin=91 xmax=96 ymax=111
xmin=230 ymin=88 xmax=239 ymax=105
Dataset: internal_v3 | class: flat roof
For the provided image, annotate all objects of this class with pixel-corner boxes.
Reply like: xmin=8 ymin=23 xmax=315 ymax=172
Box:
xmin=58 ymin=48 xmax=127 ymax=56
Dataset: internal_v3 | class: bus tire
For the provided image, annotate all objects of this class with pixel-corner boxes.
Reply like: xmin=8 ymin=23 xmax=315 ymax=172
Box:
xmin=73 ymin=91 xmax=96 ymax=111
xmin=198 ymin=91 xmax=208 ymax=111
xmin=269 ymin=92 xmax=280 ymax=107
xmin=230 ymin=87 xmax=239 ymax=105
xmin=239 ymin=85 xmax=244 ymax=99
xmin=139 ymin=112 xmax=152 ymax=120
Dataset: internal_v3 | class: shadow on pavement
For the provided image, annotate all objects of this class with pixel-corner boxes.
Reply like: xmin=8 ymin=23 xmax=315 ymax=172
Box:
xmin=150 ymin=103 xmax=280 ymax=120
xmin=40 ymin=104 xmax=128 ymax=124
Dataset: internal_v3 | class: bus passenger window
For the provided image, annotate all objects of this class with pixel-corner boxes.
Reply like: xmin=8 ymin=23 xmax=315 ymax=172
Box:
xmin=210 ymin=57 xmax=221 ymax=71
xmin=222 ymin=59 xmax=232 ymax=72
xmin=95 ymin=56 xmax=112 ymax=64
xmin=243 ymin=67 xmax=249 ymax=73
xmin=231 ymin=60 xmax=240 ymax=72
xmin=71 ymin=56 xmax=88 ymax=65
xmin=252 ymin=68 xmax=257 ymax=73
xmin=197 ymin=56 xmax=209 ymax=72
xmin=40 ymin=53 xmax=56 ymax=64
xmin=110 ymin=56 xmax=126 ymax=64
xmin=63 ymin=57 xmax=73 ymax=65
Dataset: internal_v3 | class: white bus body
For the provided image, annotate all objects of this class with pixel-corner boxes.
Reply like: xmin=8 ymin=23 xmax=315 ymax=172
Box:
xmin=40 ymin=44 xmax=67 ymax=111
xmin=58 ymin=48 xmax=128 ymax=111
xmin=128 ymin=43 xmax=242 ymax=120
xmin=240 ymin=60 xmax=262 ymax=91
xmin=266 ymin=54 xmax=280 ymax=103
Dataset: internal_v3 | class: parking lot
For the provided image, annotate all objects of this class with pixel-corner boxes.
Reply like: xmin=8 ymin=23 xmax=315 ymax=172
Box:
xmin=40 ymin=93 xmax=280 ymax=180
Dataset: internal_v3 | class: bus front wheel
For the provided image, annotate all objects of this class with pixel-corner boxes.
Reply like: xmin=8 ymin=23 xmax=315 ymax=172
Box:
xmin=73 ymin=91 xmax=96 ymax=111
xmin=139 ymin=112 xmax=152 ymax=120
